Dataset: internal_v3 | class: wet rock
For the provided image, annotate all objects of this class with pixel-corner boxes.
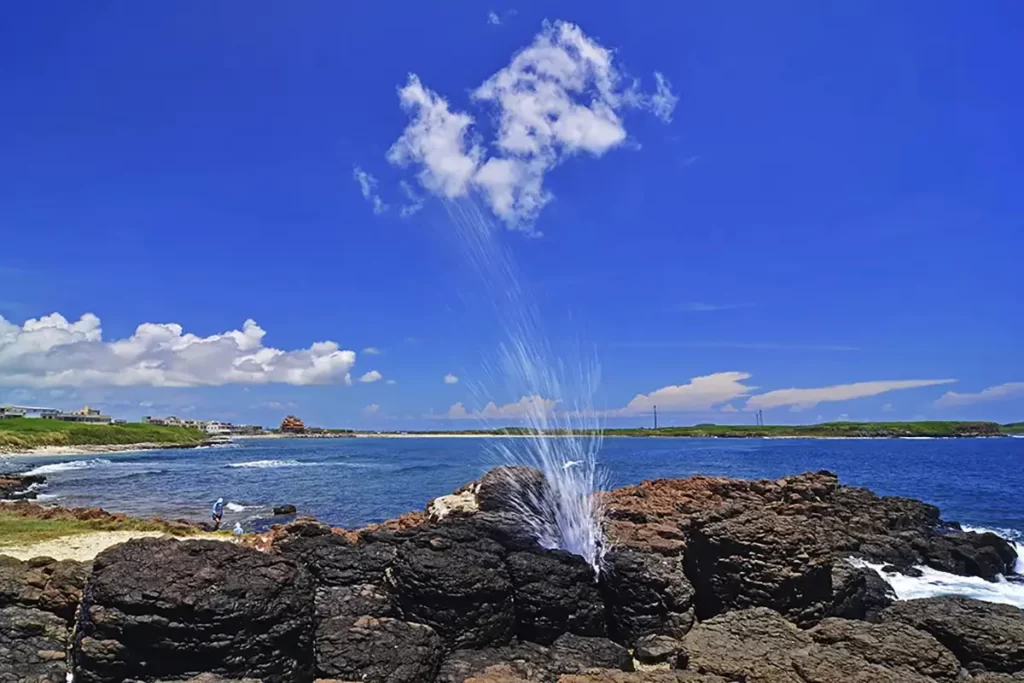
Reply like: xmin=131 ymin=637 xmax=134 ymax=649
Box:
xmin=830 ymin=562 xmax=895 ymax=622
xmin=926 ymin=531 xmax=1019 ymax=580
xmin=602 ymin=548 xmax=695 ymax=645
xmin=315 ymin=615 xmax=444 ymax=682
xmin=273 ymin=504 xmax=297 ymax=516
xmin=0 ymin=473 xmax=45 ymax=499
xmin=507 ymin=549 xmax=605 ymax=644
xmin=73 ymin=538 xmax=314 ymax=683
xmin=0 ymin=554 xmax=90 ymax=624
xmin=387 ymin=527 xmax=514 ymax=647
xmin=0 ymin=605 xmax=69 ymax=683
xmin=882 ymin=597 xmax=1024 ymax=673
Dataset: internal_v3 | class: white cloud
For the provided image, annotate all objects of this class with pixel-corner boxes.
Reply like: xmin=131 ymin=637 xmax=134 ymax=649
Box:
xmin=385 ymin=379 xmax=397 ymax=385
xmin=359 ymin=370 xmax=383 ymax=383
xmin=262 ymin=401 xmax=298 ymax=410
xmin=720 ymin=404 xmax=738 ymax=414
xmin=443 ymin=373 xmax=459 ymax=385
xmin=387 ymin=75 xmax=482 ymax=198
xmin=649 ymin=72 xmax=679 ymax=123
xmin=679 ymin=302 xmax=749 ymax=312
xmin=881 ymin=403 xmax=894 ymax=413
xmin=398 ymin=180 xmax=425 ymax=217
xmin=488 ymin=10 xmax=502 ymax=25
xmin=836 ymin=413 xmax=850 ymax=421
xmin=388 ymin=20 xmax=676 ymax=228
xmin=353 ymin=166 xmax=389 ymax=214
xmin=935 ymin=382 xmax=1024 ymax=408
xmin=362 ymin=347 xmax=381 ymax=355
xmin=446 ymin=395 xmax=558 ymax=420
xmin=614 ymin=372 xmax=756 ymax=416
xmin=0 ymin=313 xmax=356 ymax=388
xmin=363 ymin=403 xmax=381 ymax=415
xmin=746 ymin=379 xmax=957 ymax=412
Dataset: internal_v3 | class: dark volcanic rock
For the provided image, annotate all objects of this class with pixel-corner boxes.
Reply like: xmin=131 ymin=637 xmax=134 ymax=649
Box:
xmin=0 ymin=554 xmax=90 ymax=623
xmin=549 ymin=633 xmax=632 ymax=673
xmin=830 ymin=562 xmax=895 ymax=622
xmin=684 ymin=508 xmax=837 ymax=626
xmin=634 ymin=634 xmax=685 ymax=665
xmin=273 ymin=504 xmax=297 ymax=516
xmin=73 ymin=538 xmax=314 ymax=683
xmin=0 ymin=473 xmax=46 ymax=500
xmin=387 ymin=527 xmax=514 ymax=647
xmin=926 ymin=531 xmax=1019 ymax=580
xmin=271 ymin=519 xmax=397 ymax=587
xmin=0 ymin=605 xmax=69 ymax=683
xmin=602 ymin=547 xmax=695 ymax=645
xmin=507 ymin=549 xmax=605 ymax=644
xmin=882 ymin=597 xmax=1024 ymax=673
xmin=475 ymin=466 xmax=552 ymax=516
xmin=315 ymin=615 xmax=444 ymax=682
xmin=559 ymin=673 xmax=728 ymax=683
xmin=315 ymin=583 xmax=397 ymax=621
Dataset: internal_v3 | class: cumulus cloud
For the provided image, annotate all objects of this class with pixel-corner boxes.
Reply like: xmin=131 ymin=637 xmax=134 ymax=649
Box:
xmin=446 ymin=395 xmax=558 ymax=420
xmin=359 ymin=370 xmax=383 ymax=383
xmin=488 ymin=10 xmax=502 ymax=25
xmin=363 ymin=403 xmax=381 ymax=415
xmin=353 ymin=166 xmax=389 ymax=214
xmin=0 ymin=313 xmax=356 ymax=388
xmin=614 ymin=372 xmax=756 ymax=416
xmin=935 ymin=382 xmax=1024 ymax=408
xmin=443 ymin=373 xmax=459 ymax=385
xmin=388 ymin=20 xmax=676 ymax=228
xmin=362 ymin=347 xmax=381 ymax=355
xmin=720 ymin=404 xmax=738 ymax=414
xmin=746 ymin=379 xmax=957 ymax=412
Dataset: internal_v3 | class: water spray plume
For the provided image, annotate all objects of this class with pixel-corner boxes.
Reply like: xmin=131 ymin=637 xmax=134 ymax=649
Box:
xmin=443 ymin=198 xmax=608 ymax=574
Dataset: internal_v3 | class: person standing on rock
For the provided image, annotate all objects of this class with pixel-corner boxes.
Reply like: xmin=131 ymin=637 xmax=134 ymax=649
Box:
xmin=211 ymin=497 xmax=225 ymax=530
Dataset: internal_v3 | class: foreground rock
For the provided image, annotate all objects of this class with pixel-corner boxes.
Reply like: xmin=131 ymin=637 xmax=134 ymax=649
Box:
xmin=0 ymin=472 xmax=45 ymax=500
xmin=73 ymin=538 xmax=314 ymax=683
xmin=0 ymin=467 xmax=1022 ymax=682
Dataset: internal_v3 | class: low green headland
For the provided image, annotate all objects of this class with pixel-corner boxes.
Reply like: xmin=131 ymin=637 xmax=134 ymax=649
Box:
xmin=0 ymin=418 xmax=207 ymax=452
xmin=399 ymin=421 xmax=1017 ymax=438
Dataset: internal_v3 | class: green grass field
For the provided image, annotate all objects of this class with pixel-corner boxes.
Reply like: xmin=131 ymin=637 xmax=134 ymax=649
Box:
xmin=0 ymin=418 xmax=207 ymax=451
xmin=0 ymin=508 xmax=179 ymax=546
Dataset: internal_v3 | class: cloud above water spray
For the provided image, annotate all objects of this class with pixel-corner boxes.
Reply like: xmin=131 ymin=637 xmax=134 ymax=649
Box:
xmin=386 ymin=20 xmax=677 ymax=229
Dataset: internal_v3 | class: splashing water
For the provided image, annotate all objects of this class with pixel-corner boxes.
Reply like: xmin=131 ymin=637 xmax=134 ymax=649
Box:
xmin=442 ymin=198 xmax=608 ymax=574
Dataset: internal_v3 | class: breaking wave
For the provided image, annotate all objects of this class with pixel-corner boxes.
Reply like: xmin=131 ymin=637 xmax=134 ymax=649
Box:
xmin=852 ymin=526 xmax=1024 ymax=609
xmin=23 ymin=459 xmax=113 ymax=476
xmin=227 ymin=459 xmax=304 ymax=469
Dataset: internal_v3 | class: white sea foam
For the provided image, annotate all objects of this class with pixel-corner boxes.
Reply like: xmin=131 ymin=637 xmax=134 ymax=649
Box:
xmin=225 ymin=502 xmax=250 ymax=512
xmin=226 ymin=459 xmax=303 ymax=469
xmin=851 ymin=526 xmax=1024 ymax=609
xmin=23 ymin=458 xmax=112 ymax=476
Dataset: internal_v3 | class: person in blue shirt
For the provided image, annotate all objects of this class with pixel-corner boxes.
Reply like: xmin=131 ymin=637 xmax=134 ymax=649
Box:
xmin=211 ymin=498 xmax=225 ymax=530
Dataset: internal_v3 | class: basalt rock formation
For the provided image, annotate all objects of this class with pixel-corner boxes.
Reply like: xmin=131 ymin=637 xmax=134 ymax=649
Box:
xmin=0 ymin=468 xmax=1021 ymax=682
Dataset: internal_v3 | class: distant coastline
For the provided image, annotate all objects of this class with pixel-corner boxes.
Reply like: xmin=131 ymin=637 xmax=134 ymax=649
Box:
xmin=2 ymin=419 xmax=1022 ymax=457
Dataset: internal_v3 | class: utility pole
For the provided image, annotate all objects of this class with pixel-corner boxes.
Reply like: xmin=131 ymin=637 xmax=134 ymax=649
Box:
xmin=653 ymin=405 xmax=658 ymax=430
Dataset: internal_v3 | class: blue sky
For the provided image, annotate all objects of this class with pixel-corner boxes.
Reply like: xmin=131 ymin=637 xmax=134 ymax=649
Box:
xmin=1 ymin=2 xmax=1022 ymax=428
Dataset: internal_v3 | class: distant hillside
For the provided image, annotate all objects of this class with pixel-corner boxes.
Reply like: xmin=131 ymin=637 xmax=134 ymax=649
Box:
xmin=0 ymin=418 xmax=207 ymax=451
xmin=605 ymin=421 xmax=1005 ymax=438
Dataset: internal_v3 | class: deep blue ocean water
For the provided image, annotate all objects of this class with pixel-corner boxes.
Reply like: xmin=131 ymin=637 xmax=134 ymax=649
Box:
xmin=7 ymin=436 xmax=1024 ymax=537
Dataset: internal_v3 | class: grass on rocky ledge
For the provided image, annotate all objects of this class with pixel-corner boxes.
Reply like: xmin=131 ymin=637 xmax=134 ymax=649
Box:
xmin=0 ymin=418 xmax=206 ymax=451
xmin=0 ymin=507 xmax=190 ymax=547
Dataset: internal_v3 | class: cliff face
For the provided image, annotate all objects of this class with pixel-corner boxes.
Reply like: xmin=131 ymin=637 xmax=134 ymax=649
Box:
xmin=2 ymin=469 xmax=1023 ymax=683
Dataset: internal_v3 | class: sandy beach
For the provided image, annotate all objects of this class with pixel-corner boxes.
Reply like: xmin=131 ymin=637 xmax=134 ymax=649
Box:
xmin=0 ymin=530 xmax=228 ymax=562
xmin=0 ymin=441 xmax=208 ymax=457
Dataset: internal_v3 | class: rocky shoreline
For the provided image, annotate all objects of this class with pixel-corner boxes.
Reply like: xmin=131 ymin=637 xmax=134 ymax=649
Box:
xmin=1 ymin=468 xmax=1023 ymax=682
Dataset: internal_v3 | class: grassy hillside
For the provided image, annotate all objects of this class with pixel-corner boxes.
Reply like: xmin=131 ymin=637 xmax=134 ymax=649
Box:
xmin=1003 ymin=422 xmax=1024 ymax=434
xmin=605 ymin=421 xmax=1004 ymax=438
xmin=0 ymin=418 xmax=207 ymax=451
